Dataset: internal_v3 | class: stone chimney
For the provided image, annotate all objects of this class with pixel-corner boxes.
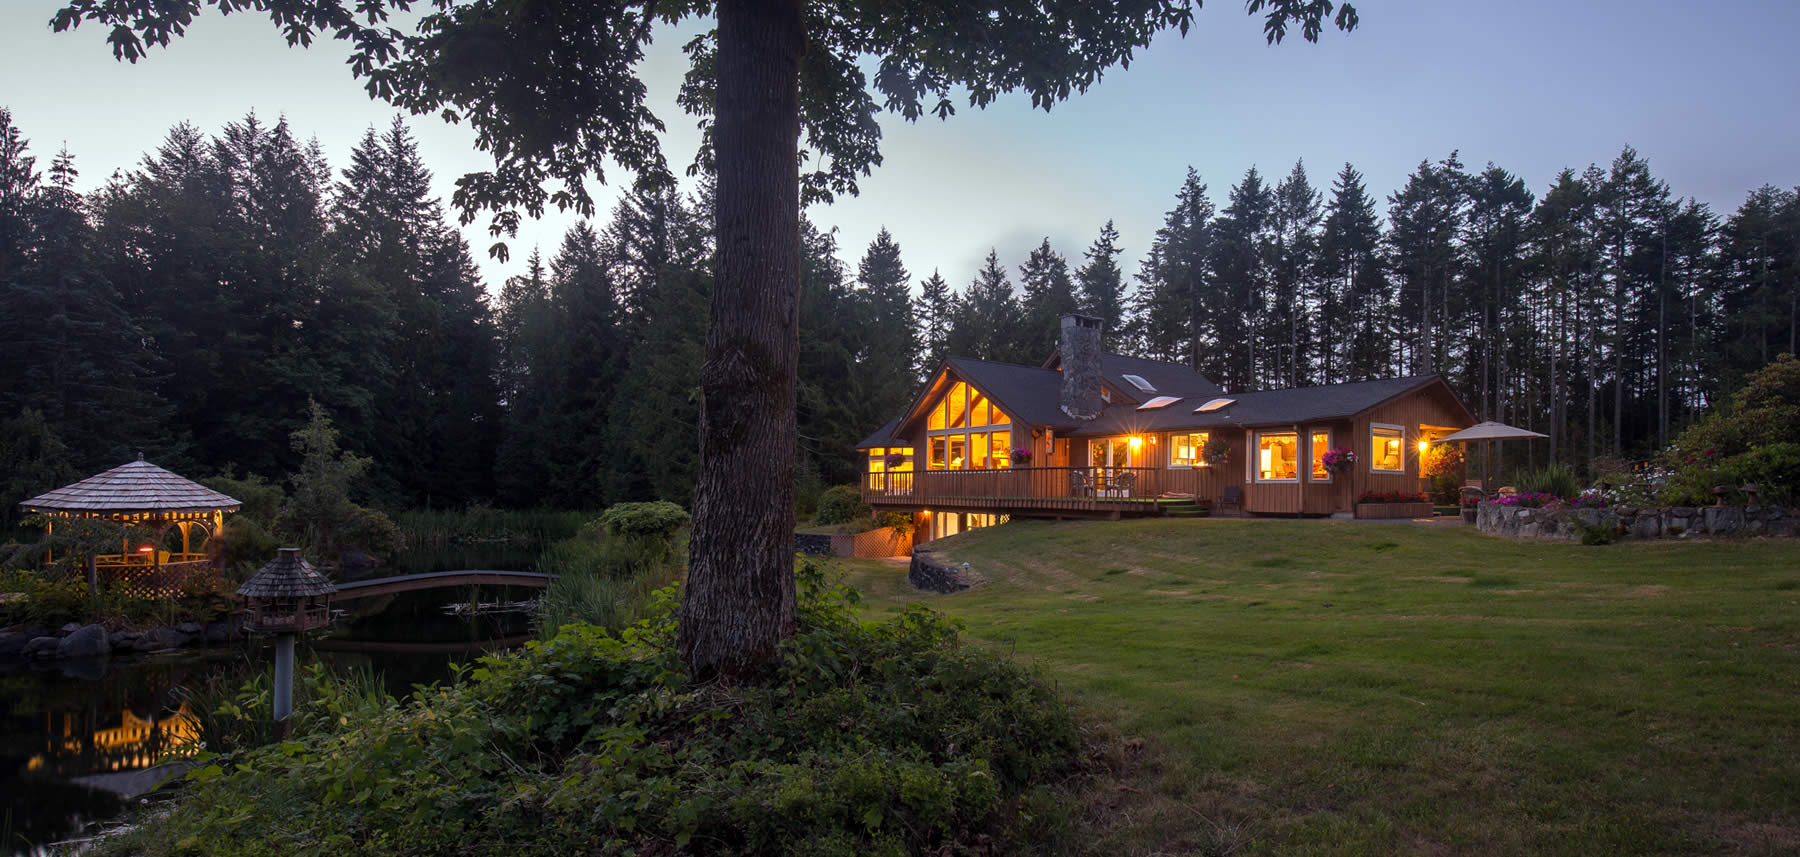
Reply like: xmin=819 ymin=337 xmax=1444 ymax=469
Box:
xmin=1058 ymin=314 xmax=1104 ymax=420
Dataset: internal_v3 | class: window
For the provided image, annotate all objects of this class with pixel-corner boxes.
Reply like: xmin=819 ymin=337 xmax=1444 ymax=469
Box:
xmin=990 ymin=403 xmax=1009 ymax=425
xmin=1371 ymin=425 xmax=1404 ymax=472
xmin=923 ymin=380 xmax=1011 ymax=470
xmin=929 ymin=436 xmax=947 ymax=470
xmin=1257 ymin=431 xmax=1299 ymax=481
xmin=948 ymin=434 xmax=967 ymax=468
xmin=1310 ymin=430 xmax=1331 ymax=481
xmin=970 ymin=432 xmax=990 ymax=469
xmin=1122 ymin=373 xmax=1156 ymax=393
xmin=969 ymin=390 xmax=990 ymax=428
xmin=1137 ymin=396 xmax=1182 ymax=410
xmin=1170 ymin=432 xmax=1211 ymax=467
xmin=1195 ymin=398 xmax=1235 ymax=413
xmin=990 ymin=431 xmax=1011 ymax=468
xmin=945 ymin=382 xmax=969 ymax=428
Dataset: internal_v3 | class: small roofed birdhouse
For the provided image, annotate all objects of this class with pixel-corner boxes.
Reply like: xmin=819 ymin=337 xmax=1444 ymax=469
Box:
xmin=238 ymin=548 xmax=334 ymax=633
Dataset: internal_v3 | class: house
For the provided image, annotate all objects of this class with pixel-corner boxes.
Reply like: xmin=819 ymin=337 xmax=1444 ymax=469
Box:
xmin=857 ymin=314 xmax=1475 ymax=543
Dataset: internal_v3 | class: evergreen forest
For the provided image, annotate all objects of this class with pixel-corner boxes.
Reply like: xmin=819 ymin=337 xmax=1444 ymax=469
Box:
xmin=3 ymin=108 xmax=1796 ymax=512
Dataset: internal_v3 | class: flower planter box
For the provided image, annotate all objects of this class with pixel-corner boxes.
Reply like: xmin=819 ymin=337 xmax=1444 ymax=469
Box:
xmin=1355 ymin=502 xmax=1436 ymax=520
xmin=1460 ymin=508 xmax=1477 ymax=524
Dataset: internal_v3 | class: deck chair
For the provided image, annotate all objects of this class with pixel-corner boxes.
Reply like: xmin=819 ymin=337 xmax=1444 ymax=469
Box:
xmin=1068 ymin=468 xmax=1091 ymax=497
xmin=1112 ymin=470 xmax=1137 ymax=497
xmin=1220 ymin=485 xmax=1241 ymax=514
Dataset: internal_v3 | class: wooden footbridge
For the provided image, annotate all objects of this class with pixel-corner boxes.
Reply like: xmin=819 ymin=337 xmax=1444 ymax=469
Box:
xmin=331 ymin=570 xmax=555 ymax=602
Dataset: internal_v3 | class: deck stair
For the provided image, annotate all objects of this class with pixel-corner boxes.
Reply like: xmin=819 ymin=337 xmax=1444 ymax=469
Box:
xmin=1161 ymin=500 xmax=1212 ymax=519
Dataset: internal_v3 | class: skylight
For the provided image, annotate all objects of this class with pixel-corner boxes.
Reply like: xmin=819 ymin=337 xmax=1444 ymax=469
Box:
xmin=1136 ymin=396 xmax=1182 ymax=410
xmin=1122 ymin=373 xmax=1157 ymax=393
xmin=1195 ymin=398 xmax=1236 ymax=413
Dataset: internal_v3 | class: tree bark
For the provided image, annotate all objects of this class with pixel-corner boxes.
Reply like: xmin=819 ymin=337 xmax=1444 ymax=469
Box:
xmin=678 ymin=0 xmax=804 ymax=678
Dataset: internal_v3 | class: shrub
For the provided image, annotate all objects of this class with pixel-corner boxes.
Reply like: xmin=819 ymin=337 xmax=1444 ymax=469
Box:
xmin=814 ymin=485 xmax=869 ymax=526
xmin=200 ymin=475 xmax=284 ymax=526
xmin=1515 ymin=463 xmax=1581 ymax=499
xmin=1715 ymin=442 xmax=1800 ymax=506
xmin=105 ymin=563 xmax=1080 ymax=857
xmin=597 ymin=501 xmax=691 ymax=541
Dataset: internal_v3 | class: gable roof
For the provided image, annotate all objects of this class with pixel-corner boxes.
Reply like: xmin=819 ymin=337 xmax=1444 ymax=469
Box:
xmin=20 ymin=456 xmax=242 ymax=515
xmin=855 ymin=415 xmax=904 ymax=450
xmin=1065 ymin=374 xmax=1465 ymax=436
xmin=1042 ymin=351 xmax=1226 ymax=404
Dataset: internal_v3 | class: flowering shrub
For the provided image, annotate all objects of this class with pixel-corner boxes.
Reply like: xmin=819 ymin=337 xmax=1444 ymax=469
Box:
xmin=1010 ymin=446 xmax=1033 ymax=464
xmin=1357 ymin=491 xmax=1429 ymax=504
xmin=1321 ymin=447 xmax=1357 ymax=475
xmin=1567 ymin=491 xmax=1609 ymax=509
xmin=1494 ymin=491 xmax=1560 ymax=509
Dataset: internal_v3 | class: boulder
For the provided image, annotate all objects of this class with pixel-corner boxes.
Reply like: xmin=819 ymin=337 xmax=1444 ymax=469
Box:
xmin=57 ymin=624 xmax=112 ymax=659
xmin=23 ymin=636 xmax=61 ymax=660
xmin=0 ymin=631 xmax=32 ymax=658
xmin=60 ymin=622 xmax=83 ymax=635
xmin=175 ymin=622 xmax=203 ymax=635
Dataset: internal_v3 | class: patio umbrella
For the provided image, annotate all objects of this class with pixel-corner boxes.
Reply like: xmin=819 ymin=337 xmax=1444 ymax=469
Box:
xmin=1429 ymin=422 xmax=1549 ymax=491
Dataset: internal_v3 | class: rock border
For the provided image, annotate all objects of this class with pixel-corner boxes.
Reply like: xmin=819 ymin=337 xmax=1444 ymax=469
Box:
xmin=1474 ymin=501 xmax=1796 ymax=541
xmin=908 ymin=549 xmax=981 ymax=594
xmin=0 ymin=618 xmax=243 ymax=663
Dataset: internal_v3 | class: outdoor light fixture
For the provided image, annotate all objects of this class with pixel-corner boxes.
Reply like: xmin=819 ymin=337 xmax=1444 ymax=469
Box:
xmin=1129 ymin=436 xmax=1143 ymax=450
xmin=1418 ymin=440 xmax=1430 ymax=454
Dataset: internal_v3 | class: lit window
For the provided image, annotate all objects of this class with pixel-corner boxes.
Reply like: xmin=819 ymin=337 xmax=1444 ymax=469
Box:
xmin=971 ymin=432 xmax=990 ymax=469
xmin=990 ymin=431 xmax=1011 ymax=468
xmin=929 ymin=437 xmax=947 ymax=470
xmin=1170 ymin=432 xmax=1211 ymax=467
xmin=1310 ymin=431 xmax=1330 ymax=481
xmin=1195 ymin=398 xmax=1235 ymax=413
xmin=948 ymin=434 xmax=967 ymax=469
xmin=1122 ymin=373 xmax=1157 ymax=393
xmin=1137 ymin=396 xmax=1182 ymax=410
xmin=945 ymin=382 xmax=969 ymax=428
xmin=928 ymin=398 xmax=946 ymax=431
xmin=990 ymin=403 xmax=1009 ymax=425
xmin=1371 ymin=426 xmax=1404 ymax=472
xmin=970 ymin=391 xmax=989 ymax=428
xmin=1257 ymin=432 xmax=1299 ymax=481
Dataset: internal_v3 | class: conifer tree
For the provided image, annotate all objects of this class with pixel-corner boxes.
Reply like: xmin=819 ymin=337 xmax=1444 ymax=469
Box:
xmin=1133 ymin=169 xmax=1214 ymax=365
xmin=1076 ymin=221 xmax=1127 ymax=348
xmin=1017 ymin=238 xmax=1079 ymax=360
xmin=853 ymin=228 xmax=919 ymax=424
xmin=952 ymin=249 xmax=1025 ymax=362
xmin=914 ymin=270 xmax=954 ymax=374
xmin=1209 ymin=167 xmax=1275 ymax=389
xmin=1387 ymin=153 xmax=1467 ymax=377
xmin=1318 ymin=163 xmax=1387 ymax=380
xmin=1267 ymin=160 xmax=1322 ymax=386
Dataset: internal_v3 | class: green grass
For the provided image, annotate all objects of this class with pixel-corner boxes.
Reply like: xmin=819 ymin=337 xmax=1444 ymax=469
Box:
xmin=835 ymin=519 xmax=1800 ymax=856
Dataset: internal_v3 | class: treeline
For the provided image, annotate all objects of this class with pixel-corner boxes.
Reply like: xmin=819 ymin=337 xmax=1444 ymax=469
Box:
xmin=3 ymin=106 xmax=1796 ymax=513
xmin=0 ymin=110 xmax=916 ymax=513
xmin=931 ymin=154 xmax=1799 ymax=468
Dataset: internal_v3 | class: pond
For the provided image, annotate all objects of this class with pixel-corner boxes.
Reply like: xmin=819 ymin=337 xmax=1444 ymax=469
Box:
xmin=0 ymin=582 xmax=544 ymax=855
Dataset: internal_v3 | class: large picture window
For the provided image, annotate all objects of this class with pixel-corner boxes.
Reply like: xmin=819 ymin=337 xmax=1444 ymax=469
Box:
xmin=924 ymin=379 xmax=1012 ymax=470
xmin=1310 ymin=430 xmax=1331 ymax=481
xmin=1257 ymin=431 xmax=1299 ymax=482
xmin=1170 ymin=432 xmax=1211 ymax=467
xmin=1371 ymin=425 xmax=1404 ymax=473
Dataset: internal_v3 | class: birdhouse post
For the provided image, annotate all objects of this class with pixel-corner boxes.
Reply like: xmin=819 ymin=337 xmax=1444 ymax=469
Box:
xmin=237 ymin=548 xmax=334 ymax=739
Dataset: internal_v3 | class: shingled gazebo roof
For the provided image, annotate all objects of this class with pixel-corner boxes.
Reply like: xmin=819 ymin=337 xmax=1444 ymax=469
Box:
xmin=19 ymin=455 xmax=241 ymax=515
xmin=238 ymin=548 xmax=334 ymax=599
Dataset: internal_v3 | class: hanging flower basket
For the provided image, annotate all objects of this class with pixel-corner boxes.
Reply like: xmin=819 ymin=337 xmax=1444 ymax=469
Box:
xmin=883 ymin=452 xmax=908 ymax=468
xmin=1010 ymin=447 xmax=1033 ymax=465
xmin=1199 ymin=435 xmax=1230 ymax=468
xmin=1321 ymin=447 xmax=1357 ymax=477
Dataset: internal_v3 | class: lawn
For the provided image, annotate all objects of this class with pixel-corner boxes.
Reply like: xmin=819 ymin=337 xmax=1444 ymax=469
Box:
xmin=836 ymin=519 xmax=1800 ymax=856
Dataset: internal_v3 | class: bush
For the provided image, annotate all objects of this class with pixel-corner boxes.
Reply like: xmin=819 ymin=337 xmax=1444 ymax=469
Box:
xmin=1514 ymin=463 xmax=1581 ymax=499
xmin=598 ymin=501 xmax=691 ymax=541
xmin=103 ymin=563 xmax=1080 ymax=857
xmin=1715 ymin=442 xmax=1800 ymax=507
xmin=814 ymin=485 xmax=868 ymax=526
xmin=200 ymin=475 xmax=284 ymax=526
xmin=1358 ymin=491 xmax=1428 ymax=504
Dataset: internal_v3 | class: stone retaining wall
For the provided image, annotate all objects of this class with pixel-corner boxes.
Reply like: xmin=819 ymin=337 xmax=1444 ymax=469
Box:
xmin=908 ymin=550 xmax=981 ymax=594
xmin=1475 ymin=501 xmax=1796 ymax=541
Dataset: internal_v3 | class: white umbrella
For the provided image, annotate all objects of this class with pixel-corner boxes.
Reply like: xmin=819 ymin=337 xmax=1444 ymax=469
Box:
xmin=1431 ymin=421 xmax=1548 ymax=443
xmin=1430 ymin=422 xmax=1549 ymax=494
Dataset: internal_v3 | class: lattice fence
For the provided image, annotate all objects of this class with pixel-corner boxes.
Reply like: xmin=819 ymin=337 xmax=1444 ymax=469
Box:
xmin=46 ymin=561 xmax=218 ymax=599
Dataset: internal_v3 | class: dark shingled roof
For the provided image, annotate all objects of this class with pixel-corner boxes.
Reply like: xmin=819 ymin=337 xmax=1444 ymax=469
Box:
xmin=944 ymin=357 xmax=1074 ymax=429
xmin=20 ymin=456 xmax=242 ymax=514
xmin=1065 ymin=375 xmax=1451 ymax=436
xmin=854 ymin=415 xmax=904 ymax=450
xmin=1094 ymin=353 xmax=1226 ymax=403
xmin=238 ymin=548 xmax=334 ymax=599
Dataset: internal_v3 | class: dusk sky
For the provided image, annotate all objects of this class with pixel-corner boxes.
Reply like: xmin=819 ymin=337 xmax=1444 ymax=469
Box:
xmin=3 ymin=0 xmax=1796 ymax=295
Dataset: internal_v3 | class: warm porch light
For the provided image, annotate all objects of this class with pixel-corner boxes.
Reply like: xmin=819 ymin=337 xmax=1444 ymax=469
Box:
xmin=1129 ymin=436 xmax=1143 ymax=450
xmin=1418 ymin=440 xmax=1430 ymax=454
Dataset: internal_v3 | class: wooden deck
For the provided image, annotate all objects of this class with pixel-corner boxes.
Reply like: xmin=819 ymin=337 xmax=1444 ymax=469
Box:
xmin=863 ymin=466 xmax=1223 ymax=515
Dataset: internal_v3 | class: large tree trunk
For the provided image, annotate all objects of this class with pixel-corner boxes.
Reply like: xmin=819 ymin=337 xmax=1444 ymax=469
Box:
xmin=679 ymin=0 xmax=804 ymax=678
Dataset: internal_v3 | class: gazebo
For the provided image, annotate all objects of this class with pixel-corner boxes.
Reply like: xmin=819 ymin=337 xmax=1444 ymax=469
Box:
xmin=19 ymin=454 xmax=241 ymax=597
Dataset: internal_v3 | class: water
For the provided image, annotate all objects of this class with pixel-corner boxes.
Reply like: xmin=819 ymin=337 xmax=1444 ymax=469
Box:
xmin=0 ymin=584 xmax=540 ymax=855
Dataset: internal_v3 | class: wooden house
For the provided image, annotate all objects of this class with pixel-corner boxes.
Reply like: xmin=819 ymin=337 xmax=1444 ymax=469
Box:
xmin=858 ymin=315 xmax=1475 ymax=542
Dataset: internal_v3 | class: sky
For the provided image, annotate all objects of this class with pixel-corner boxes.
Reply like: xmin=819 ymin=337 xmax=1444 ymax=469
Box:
xmin=2 ymin=0 xmax=1797 ymax=297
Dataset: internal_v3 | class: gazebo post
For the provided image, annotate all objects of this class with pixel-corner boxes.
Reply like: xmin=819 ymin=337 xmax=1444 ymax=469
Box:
xmin=272 ymin=633 xmax=297 ymax=737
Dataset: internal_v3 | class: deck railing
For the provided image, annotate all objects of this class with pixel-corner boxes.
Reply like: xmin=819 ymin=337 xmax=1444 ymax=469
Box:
xmin=862 ymin=466 xmax=1224 ymax=513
